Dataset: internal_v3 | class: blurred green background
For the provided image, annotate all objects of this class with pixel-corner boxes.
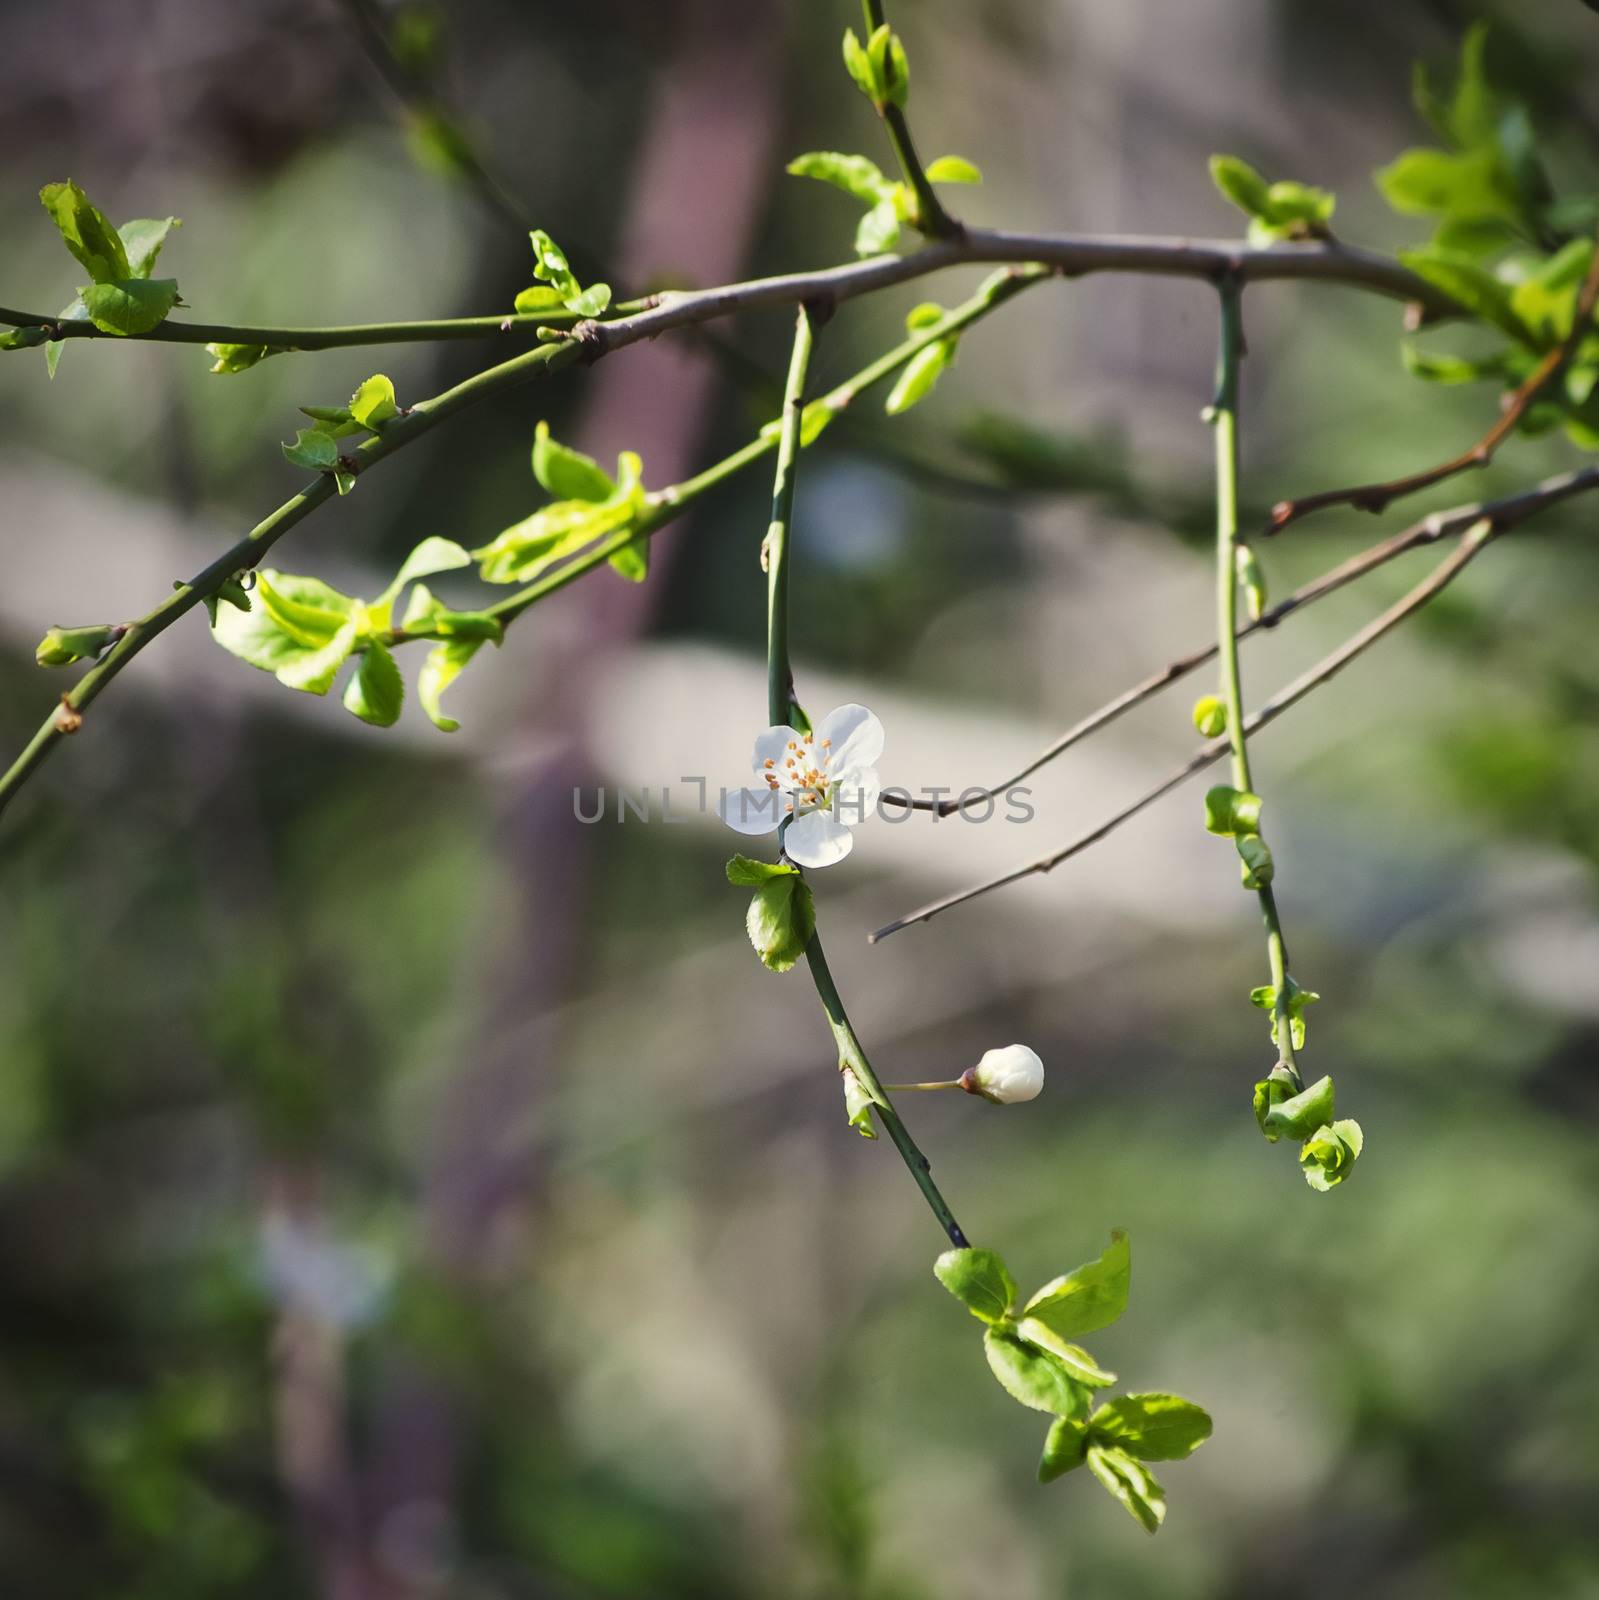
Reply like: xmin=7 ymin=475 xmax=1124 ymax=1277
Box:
xmin=3 ymin=0 xmax=1599 ymax=1595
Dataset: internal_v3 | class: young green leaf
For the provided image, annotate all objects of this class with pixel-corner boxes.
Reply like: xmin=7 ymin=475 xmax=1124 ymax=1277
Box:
xmin=349 ymin=374 xmax=400 ymax=431
xmin=1398 ymin=247 xmax=1532 ymax=345
xmin=933 ymin=1247 xmax=1017 ymax=1324
xmin=982 ymin=1330 xmax=1089 ymax=1418
xmin=274 ymin=621 xmax=361 ymax=696
xmin=841 ymin=27 xmax=878 ymax=100
xmin=924 ymin=156 xmax=982 ymax=185
xmin=1259 ymin=1074 xmax=1335 ymax=1142
xmin=1192 ymin=695 xmax=1227 ymax=737
xmin=282 ymin=428 xmax=341 ymax=473
xmin=398 ymin=585 xmax=503 ymax=642
xmin=1203 ymin=785 xmax=1263 ymax=837
xmin=343 ymin=641 xmax=404 ymax=727
xmin=118 ymin=216 xmax=180 ymax=279
xmin=35 ymin=623 xmax=116 ymax=667
xmin=207 ymin=342 xmax=277 ymax=375
xmin=39 ymin=181 xmax=130 ymax=283
xmin=746 ymin=873 xmax=815 ymax=973
xmin=1090 ymin=1394 xmax=1213 ymax=1462
xmin=255 ymin=572 xmax=355 ymax=647
xmin=1038 ymin=1417 xmax=1090 ymax=1483
xmin=607 ymin=536 xmax=649 ymax=583
xmin=884 ymin=338 xmax=954 ymax=415
xmin=1086 ymin=1444 xmax=1166 ymax=1533
xmin=868 ymin=25 xmax=910 ymax=109
xmin=1248 ymin=978 xmax=1320 ymax=1050
xmin=841 ymin=1065 xmax=877 ymax=1139
xmin=513 ymin=284 xmax=565 ymax=315
xmin=726 ymin=854 xmax=798 ymax=887
xmin=0 ymin=326 xmax=51 ymax=353
xmin=1015 ymin=1321 xmax=1117 ymax=1388
xmin=1236 ymin=832 xmax=1275 ymax=889
xmin=855 ymin=196 xmax=903 ymax=257
xmin=533 ymin=421 xmax=615 ymax=502
xmin=1251 ymin=1063 xmax=1297 ymax=1142
xmin=786 ymin=151 xmax=894 ymax=206
xmin=1021 ymin=1231 xmax=1131 ymax=1341
xmin=418 ymin=637 xmax=489 ymax=732
xmin=1300 ymin=1118 xmax=1364 ymax=1192
xmin=1209 ymin=154 xmax=1273 ymax=218
xmin=80 ymin=278 xmax=179 ymax=336
xmin=566 ymin=283 xmax=612 ymax=318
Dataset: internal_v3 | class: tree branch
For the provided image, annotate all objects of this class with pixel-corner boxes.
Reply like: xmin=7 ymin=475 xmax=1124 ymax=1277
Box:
xmin=1266 ymin=224 xmax=1599 ymax=537
xmin=868 ymin=465 xmax=1599 ymax=942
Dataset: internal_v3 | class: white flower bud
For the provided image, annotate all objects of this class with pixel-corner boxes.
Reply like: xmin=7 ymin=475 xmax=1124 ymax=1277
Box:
xmin=960 ymin=1044 xmax=1044 ymax=1105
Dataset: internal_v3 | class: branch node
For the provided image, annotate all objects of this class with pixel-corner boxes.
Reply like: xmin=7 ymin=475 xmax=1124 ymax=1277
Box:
xmin=52 ymin=697 xmax=83 ymax=735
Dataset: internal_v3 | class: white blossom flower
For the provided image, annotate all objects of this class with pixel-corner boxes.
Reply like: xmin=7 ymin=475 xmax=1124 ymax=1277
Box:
xmin=720 ymin=702 xmax=883 ymax=869
xmin=960 ymin=1044 xmax=1045 ymax=1104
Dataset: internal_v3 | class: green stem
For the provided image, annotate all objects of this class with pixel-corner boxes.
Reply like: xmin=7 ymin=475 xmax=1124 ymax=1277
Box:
xmin=757 ymin=297 xmax=970 ymax=1249
xmin=766 ymin=306 xmax=816 ymax=726
xmin=1211 ymin=277 xmax=1299 ymax=1080
xmin=478 ymin=267 xmax=1048 ymax=630
xmin=0 ymin=304 xmax=643 ymax=350
xmin=0 ymin=268 xmax=1047 ymax=819
xmin=860 ymin=0 xmax=957 ymax=239
xmin=0 ymin=337 xmax=581 ymax=816
xmin=807 ymin=941 xmax=970 ymax=1248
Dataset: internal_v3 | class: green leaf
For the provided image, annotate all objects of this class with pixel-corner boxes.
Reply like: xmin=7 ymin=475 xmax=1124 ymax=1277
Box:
xmin=1510 ymin=239 xmax=1595 ymax=346
xmin=533 ymin=421 xmax=615 ymax=502
xmin=567 ymin=283 xmax=612 ymax=318
xmin=884 ymin=338 xmax=954 ymax=415
xmin=1192 ymin=695 xmax=1227 ymax=737
xmin=398 ymin=585 xmax=503 ymax=642
xmin=1252 ymin=1063 xmax=1297 ymax=1143
xmin=924 ymin=155 xmax=982 ymax=185
xmin=207 ymin=342 xmax=277 ymax=375
xmin=726 ymin=855 xmax=798 ymax=886
xmin=1248 ymin=978 xmax=1320 ymax=1050
xmin=1203 ymin=785 xmax=1263 ymax=837
xmin=841 ymin=1066 xmax=877 ymax=1139
xmin=841 ymin=27 xmax=878 ymax=100
xmin=1260 ymin=1074 xmax=1335 ymax=1142
xmin=349 ymin=374 xmax=400 ymax=431
xmin=855 ymin=196 xmax=902 ymax=258
xmin=343 ymin=640 xmax=404 ymax=727
xmin=786 ymin=150 xmax=894 ymax=206
xmin=1399 ymin=340 xmax=1513 ymax=385
xmin=255 ymin=571 xmax=355 ymax=647
xmin=607 ymin=537 xmax=649 ymax=582
xmin=35 ymin=623 xmax=115 ymax=666
xmin=1086 ymin=1444 xmax=1166 ymax=1533
xmin=870 ymin=25 xmax=909 ymax=109
xmin=905 ymin=302 xmax=945 ymax=332
xmin=475 ymin=453 xmax=647 ymax=585
xmin=1399 ymin=247 xmax=1531 ymax=344
xmin=746 ymin=873 xmax=815 ymax=973
xmin=513 ymin=285 xmax=565 ymax=314
xmin=79 ymin=278 xmax=179 ymax=336
xmin=281 ymin=428 xmax=342 ymax=473
xmin=982 ymin=1329 xmax=1089 ymax=1418
xmin=758 ymin=399 xmax=835 ymax=447
xmin=275 ymin=620 xmax=360 ymax=695
xmin=1300 ymin=1118 xmax=1363 ymax=1192
xmin=39 ymin=180 xmax=129 ymax=283
xmin=1038 ymin=1417 xmax=1090 ymax=1483
xmin=1209 ymin=154 xmax=1272 ymax=218
xmin=1264 ymin=179 xmax=1335 ymax=230
xmin=933 ymin=1248 xmax=1017 ymax=1324
xmin=389 ymin=536 xmax=472 ymax=593
xmin=0 ymin=325 xmax=51 ymax=352
xmin=1090 ymin=1394 xmax=1213 ymax=1462
xmin=1236 ymin=832 xmax=1275 ymax=889
xmin=1021 ymin=1230 xmax=1130 ymax=1340
xmin=1377 ymin=146 xmax=1520 ymax=227
xmin=118 ymin=216 xmax=180 ymax=279
xmin=418 ymin=637 xmax=489 ymax=731
xmin=1015 ymin=1321 xmax=1117 ymax=1388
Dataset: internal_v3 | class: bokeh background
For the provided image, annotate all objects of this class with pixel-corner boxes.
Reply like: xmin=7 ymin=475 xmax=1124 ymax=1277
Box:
xmin=3 ymin=1 xmax=1599 ymax=1595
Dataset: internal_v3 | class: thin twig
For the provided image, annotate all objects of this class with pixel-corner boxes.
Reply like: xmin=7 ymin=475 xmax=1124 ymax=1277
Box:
xmin=1 ymin=225 xmax=1457 ymax=357
xmin=860 ymin=0 xmax=957 ymax=239
xmin=1266 ymin=224 xmax=1599 ymax=537
xmin=868 ymin=466 xmax=1599 ymax=942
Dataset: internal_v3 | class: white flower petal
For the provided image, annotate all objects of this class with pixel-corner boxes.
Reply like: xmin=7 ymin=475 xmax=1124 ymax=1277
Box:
xmin=720 ymin=786 xmax=784 ymax=835
xmin=785 ymin=808 xmax=854 ymax=869
xmin=817 ymin=704 xmax=884 ymax=775
xmin=970 ymin=1044 xmax=1044 ymax=1104
xmin=829 ymin=767 xmax=880 ymax=828
xmin=752 ymin=724 xmax=806 ymax=777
